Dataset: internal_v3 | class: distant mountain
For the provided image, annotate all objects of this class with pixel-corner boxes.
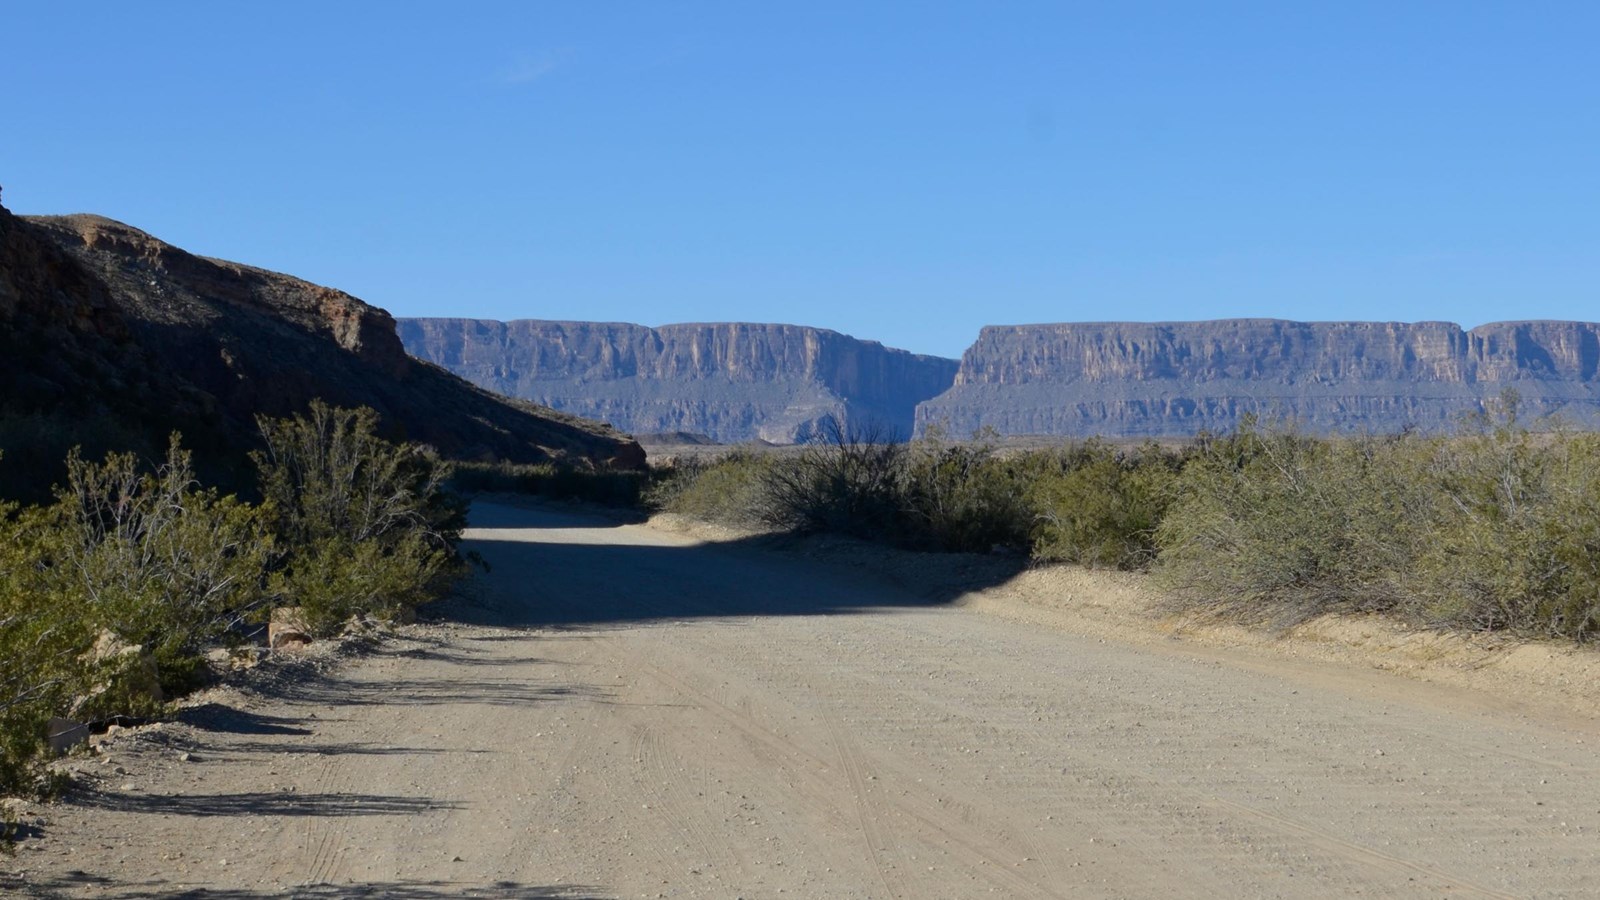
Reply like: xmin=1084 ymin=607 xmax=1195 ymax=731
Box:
xmin=397 ymin=319 xmax=960 ymax=443
xmin=916 ymin=319 xmax=1600 ymax=438
xmin=0 ymin=201 xmax=643 ymax=498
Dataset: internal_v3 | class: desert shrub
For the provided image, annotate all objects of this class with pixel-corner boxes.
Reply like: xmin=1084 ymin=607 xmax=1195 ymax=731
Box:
xmin=1154 ymin=425 xmax=1431 ymax=624
xmin=1153 ymin=400 xmax=1600 ymax=638
xmin=759 ymin=420 xmax=906 ymax=537
xmin=647 ymin=450 xmax=778 ymax=528
xmin=647 ymin=408 xmax=1600 ymax=643
xmin=1029 ymin=441 xmax=1183 ymax=569
xmin=1404 ymin=406 xmax=1600 ymax=639
xmin=452 ymin=461 xmax=648 ymax=507
xmin=48 ymin=438 xmax=271 ymax=690
xmin=0 ymin=439 xmax=271 ymax=794
xmin=1536 ymin=434 xmax=1600 ymax=638
xmin=0 ymin=502 xmax=84 ymax=796
xmin=254 ymin=402 xmax=465 ymax=633
xmin=898 ymin=437 xmax=1032 ymax=552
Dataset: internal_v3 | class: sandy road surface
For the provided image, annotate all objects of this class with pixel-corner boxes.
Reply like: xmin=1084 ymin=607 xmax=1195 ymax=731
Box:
xmin=9 ymin=502 xmax=1600 ymax=898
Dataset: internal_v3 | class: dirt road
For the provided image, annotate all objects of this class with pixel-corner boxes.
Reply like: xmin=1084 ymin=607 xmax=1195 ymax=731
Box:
xmin=11 ymin=502 xmax=1600 ymax=898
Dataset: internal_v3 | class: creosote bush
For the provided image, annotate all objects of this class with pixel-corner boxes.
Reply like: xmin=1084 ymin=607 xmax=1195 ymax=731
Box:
xmin=54 ymin=438 xmax=272 ymax=691
xmin=655 ymin=401 xmax=1600 ymax=641
xmin=651 ymin=421 xmax=1181 ymax=559
xmin=254 ymin=401 xmax=465 ymax=633
xmin=1028 ymin=440 xmax=1183 ymax=569
xmin=646 ymin=450 xmax=780 ymax=529
xmin=1153 ymin=423 xmax=1430 ymax=626
xmin=891 ymin=428 xmax=1032 ymax=553
xmin=1 ymin=403 xmax=467 ymax=798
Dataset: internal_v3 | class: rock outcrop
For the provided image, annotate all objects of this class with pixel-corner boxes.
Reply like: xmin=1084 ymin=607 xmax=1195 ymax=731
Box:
xmin=0 ymin=201 xmax=643 ymax=500
xmin=916 ymin=320 xmax=1600 ymax=437
xmin=397 ymin=319 xmax=960 ymax=443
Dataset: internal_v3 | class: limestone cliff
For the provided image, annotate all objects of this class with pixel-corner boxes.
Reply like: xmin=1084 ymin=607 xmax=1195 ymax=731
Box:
xmin=397 ymin=319 xmax=960 ymax=443
xmin=917 ymin=320 xmax=1600 ymax=437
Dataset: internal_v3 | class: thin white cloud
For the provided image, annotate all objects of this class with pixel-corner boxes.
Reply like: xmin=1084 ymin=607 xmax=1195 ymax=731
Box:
xmin=497 ymin=52 xmax=565 ymax=86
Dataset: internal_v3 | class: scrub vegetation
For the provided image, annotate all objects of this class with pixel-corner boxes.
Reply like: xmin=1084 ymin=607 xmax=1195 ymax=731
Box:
xmin=650 ymin=395 xmax=1600 ymax=642
xmin=0 ymin=402 xmax=464 ymax=802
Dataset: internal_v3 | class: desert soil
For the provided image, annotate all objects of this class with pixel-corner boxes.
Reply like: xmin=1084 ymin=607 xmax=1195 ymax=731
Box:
xmin=7 ymin=501 xmax=1600 ymax=899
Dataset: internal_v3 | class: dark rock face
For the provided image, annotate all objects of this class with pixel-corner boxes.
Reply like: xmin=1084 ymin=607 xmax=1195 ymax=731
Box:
xmin=397 ymin=319 xmax=960 ymax=443
xmin=0 ymin=203 xmax=643 ymax=499
xmin=917 ymin=320 xmax=1600 ymax=437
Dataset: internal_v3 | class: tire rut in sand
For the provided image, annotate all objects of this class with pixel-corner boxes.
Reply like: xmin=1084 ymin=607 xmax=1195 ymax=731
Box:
xmin=628 ymin=722 xmax=745 ymax=879
xmin=630 ymin=647 xmax=1071 ymax=898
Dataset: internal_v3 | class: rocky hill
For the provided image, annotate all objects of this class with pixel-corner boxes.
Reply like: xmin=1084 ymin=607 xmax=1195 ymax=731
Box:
xmin=397 ymin=319 xmax=960 ymax=443
xmin=916 ymin=319 xmax=1600 ymax=438
xmin=0 ymin=201 xmax=643 ymax=498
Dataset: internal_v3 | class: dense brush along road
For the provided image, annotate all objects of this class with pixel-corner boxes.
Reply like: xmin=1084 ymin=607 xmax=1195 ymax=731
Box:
xmin=13 ymin=501 xmax=1600 ymax=898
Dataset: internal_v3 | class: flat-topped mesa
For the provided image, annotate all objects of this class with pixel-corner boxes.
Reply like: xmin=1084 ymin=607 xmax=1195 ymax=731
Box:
xmin=918 ymin=319 xmax=1600 ymax=438
xmin=398 ymin=319 xmax=961 ymax=443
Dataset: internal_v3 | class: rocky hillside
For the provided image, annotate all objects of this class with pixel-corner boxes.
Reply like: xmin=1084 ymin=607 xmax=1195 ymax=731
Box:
xmin=398 ymin=319 xmax=960 ymax=443
xmin=0 ymin=201 xmax=642 ymax=498
xmin=916 ymin=319 xmax=1600 ymax=437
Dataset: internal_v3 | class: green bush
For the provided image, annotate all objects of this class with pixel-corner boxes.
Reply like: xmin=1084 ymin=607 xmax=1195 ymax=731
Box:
xmin=51 ymin=438 xmax=271 ymax=690
xmin=1154 ymin=425 xmax=1431 ymax=625
xmin=1029 ymin=441 xmax=1181 ymax=569
xmin=899 ymin=437 xmax=1032 ymax=553
xmin=1 ymin=438 xmax=271 ymax=794
xmin=0 ymin=503 xmax=83 ymax=796
xmin=647 ymin=450 xmax=778 ymax=529
xmin=254 ymin=402 xmax=465 ymax=633
xmin=1406 ymin=414 xmax=1600 ymax=638
xmin=0 ymin=403 xmax=475 ymax=798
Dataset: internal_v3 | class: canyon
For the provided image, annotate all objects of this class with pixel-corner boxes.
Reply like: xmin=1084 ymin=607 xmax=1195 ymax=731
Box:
xmin=402 ymin=317 xmax=1600 ymax=441
xmin=397 ymin=318 xmax=959 ymax=443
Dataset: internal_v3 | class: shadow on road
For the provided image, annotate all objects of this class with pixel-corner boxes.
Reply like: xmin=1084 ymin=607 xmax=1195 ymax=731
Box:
xmin=13 ymin=872 xmax=608 ymax=899
xmin=466 ymin=498 xmax=645 ymax=529
xmin=66 ymin=788 xmax=459 ymax=818
xmin=450 ymin=502 xmax=1026 ymax=629
xmin=178 ymin=703 xmax=314 ymax=736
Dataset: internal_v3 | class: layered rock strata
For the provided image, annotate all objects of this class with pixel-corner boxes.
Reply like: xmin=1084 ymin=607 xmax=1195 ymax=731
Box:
xmin=398 ymin=319 xmax=960 ymax=443
xmin=916 ymin=320 xmax=1600 ymax=437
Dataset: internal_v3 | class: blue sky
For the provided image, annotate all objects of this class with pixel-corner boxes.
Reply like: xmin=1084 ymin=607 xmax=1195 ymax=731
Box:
xmin=4 ymin=3 xmax=1597 ymax=358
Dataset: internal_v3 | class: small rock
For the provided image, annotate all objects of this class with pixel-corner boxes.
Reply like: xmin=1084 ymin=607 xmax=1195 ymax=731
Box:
xmin=71 ymin=631 xmax=164 ymax=717
xmin=47 ymin=718 xmax=90 ymax=756
xmin=270 ymin=607 xmax=314 ymax=652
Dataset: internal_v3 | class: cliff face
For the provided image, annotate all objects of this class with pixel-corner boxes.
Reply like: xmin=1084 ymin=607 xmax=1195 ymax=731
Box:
xmin=398 ymin=319 xmax=960 ymax=443
xmin=917 ymin=320 xmax=1600 ymax=438
xmin=0 ymin=203 xmax=643 ymax=499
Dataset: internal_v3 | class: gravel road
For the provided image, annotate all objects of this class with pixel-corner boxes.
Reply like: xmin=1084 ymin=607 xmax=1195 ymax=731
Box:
xmin=10 ymin=501 xmax=1600 ymax=898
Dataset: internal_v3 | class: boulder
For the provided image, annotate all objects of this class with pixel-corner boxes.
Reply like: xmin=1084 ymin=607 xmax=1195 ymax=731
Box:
xmin=71 ymin=630 xmax=164 ymax=718
xmin=205 ymin=645 xmax=266 ymax=670
xmin=46 ymin=717 xmax=90 ymax=755
xmin=269 ymin=607 xmax=313 ymax=652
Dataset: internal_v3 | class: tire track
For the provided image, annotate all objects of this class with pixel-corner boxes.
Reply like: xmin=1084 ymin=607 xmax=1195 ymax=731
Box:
xmin=632 ymin=651 xmax=1074 ymax=897
xmin=824 ymin=715 xmax=909 ymax=899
